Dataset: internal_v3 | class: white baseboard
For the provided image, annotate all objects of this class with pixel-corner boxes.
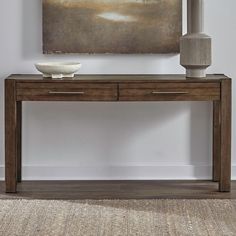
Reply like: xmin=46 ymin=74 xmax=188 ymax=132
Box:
xmin=0 ymin=165 xmax=236 ymax=180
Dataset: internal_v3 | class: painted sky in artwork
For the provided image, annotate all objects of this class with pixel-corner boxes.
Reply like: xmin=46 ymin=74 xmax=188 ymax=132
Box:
xmin=43 ymin=0 xmax=182 ymax=54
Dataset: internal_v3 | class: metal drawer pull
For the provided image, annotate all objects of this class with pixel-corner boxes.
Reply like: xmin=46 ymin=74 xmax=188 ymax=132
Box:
xmin=151 ymin=91 xmax=189 ymax=95
xmin=49 ymin=91 xmax=85 ymax=95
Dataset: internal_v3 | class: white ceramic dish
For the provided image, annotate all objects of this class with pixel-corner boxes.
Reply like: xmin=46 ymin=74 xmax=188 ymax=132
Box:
xmin=35 ymin=62 xmax=81 ymax=79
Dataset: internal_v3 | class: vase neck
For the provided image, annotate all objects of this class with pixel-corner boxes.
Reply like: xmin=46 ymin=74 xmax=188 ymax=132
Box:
xmin=187 ymin=0 xmax=204 ymax=34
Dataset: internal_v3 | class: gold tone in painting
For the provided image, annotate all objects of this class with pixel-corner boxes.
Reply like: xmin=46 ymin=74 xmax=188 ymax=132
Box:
xmin=43 ymin=0 xmax=182 ymax=54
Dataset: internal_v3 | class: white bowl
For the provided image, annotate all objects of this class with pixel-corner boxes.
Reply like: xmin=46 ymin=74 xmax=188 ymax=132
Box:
xmin=35 ymin=62 xmax=81 ymax=79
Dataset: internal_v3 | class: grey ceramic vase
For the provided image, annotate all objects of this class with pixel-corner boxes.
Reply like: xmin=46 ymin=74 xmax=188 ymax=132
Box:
xmin=180 ymin=0 xmax=212 ymax=78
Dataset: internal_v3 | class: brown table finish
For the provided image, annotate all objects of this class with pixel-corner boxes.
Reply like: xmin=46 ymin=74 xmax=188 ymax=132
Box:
xmin=5 ymin=74 xmax=232 ymax=193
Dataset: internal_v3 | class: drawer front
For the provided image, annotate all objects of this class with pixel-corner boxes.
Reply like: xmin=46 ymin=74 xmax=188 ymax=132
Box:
xmin=17 ymin=83 xmax=118 ymax=101
xmin=119 ymin=83 xmax=220 ymax=101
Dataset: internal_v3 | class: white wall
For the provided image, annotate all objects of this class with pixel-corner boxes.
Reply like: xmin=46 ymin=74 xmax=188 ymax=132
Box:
xmin=0 ymin=0 xmax=235 ymax=180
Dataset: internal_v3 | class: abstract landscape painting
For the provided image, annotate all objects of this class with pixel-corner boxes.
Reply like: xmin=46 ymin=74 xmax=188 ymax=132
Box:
xmin=43 ymin=0 xmax=182 ymax=54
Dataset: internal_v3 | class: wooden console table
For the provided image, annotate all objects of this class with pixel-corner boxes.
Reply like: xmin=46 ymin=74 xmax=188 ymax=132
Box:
xmin=5 ymin=74 xmax=232 ymax=193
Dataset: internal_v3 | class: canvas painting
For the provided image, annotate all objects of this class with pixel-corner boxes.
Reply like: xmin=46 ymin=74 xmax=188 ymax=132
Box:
xmin=43 ymin=0 xmax=182 ymax=54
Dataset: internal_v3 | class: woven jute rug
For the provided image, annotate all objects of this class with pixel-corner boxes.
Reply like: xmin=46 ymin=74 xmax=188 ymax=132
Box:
xmin=0 ymin=199 xmax=236 ymax=236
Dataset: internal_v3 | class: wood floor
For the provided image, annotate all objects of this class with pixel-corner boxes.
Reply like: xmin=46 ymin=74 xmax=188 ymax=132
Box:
xmin=0 ymin=180 xmax=236 ymax=200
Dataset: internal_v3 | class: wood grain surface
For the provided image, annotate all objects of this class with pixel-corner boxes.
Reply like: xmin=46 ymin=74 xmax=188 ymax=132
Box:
xmin=4 ymin=74 xmax=232 ymax=193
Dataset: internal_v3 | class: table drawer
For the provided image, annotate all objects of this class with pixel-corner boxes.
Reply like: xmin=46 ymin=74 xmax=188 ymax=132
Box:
xmin=119 ymin=83 xmax=220 ymax=101
xmin=17 ymin=83 xmax=118 ymax=101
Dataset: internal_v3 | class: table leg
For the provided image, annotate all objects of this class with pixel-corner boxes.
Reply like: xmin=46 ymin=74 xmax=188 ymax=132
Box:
xmin=5 ymin=80 xmax=18 ymax=193
xmin=219 ymin=79 xmax=231 ymax=192
xmin=17 ymin=102 xmax=22 ymax=183
xmin=213 ymin=101 xmax=220 ymax=182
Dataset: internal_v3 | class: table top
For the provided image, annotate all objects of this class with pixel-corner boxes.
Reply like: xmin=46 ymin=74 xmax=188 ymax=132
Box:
xmin=6 ymin=74 xmax=230 ymax=83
